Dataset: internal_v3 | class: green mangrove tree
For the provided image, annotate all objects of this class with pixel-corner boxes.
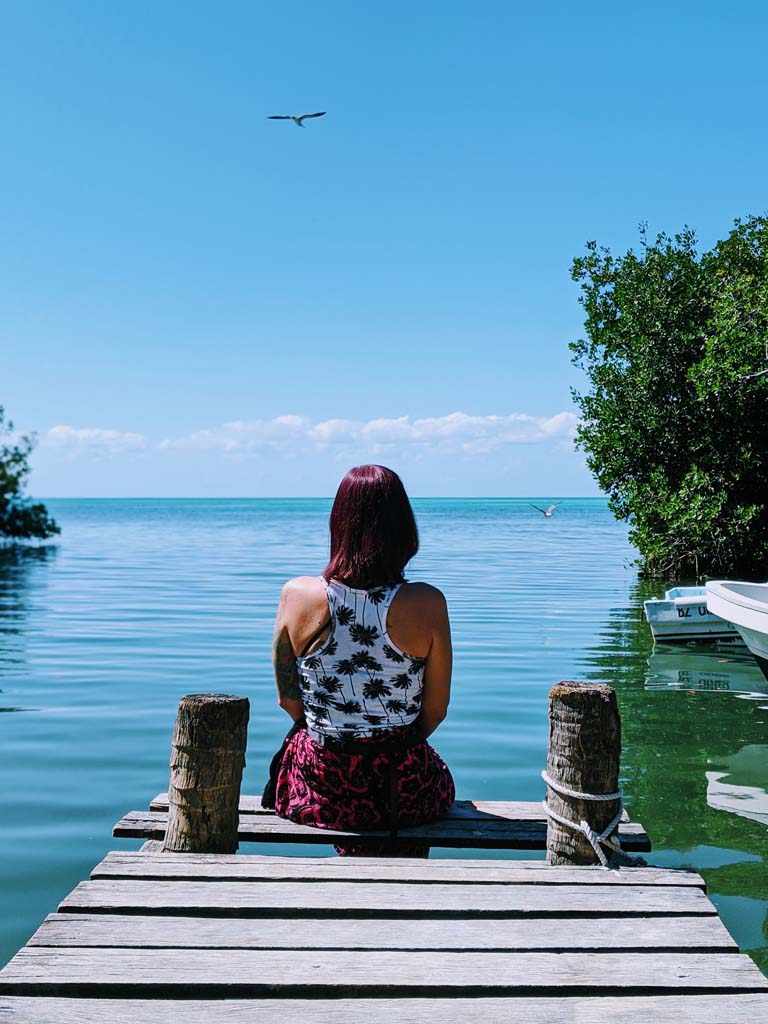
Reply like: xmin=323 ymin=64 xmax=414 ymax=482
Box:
xmin=0 ymin=407 xmax=59 ymax=542
xmin=570 ymin=214 xmax=768 ymax=578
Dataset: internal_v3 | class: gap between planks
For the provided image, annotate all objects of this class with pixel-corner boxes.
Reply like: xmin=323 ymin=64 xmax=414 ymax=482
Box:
xmin=57 ymin=878 xmax=717 ymax=917
xmin=27 ymin=912 xmax=737 ymax=953
xmin=93 ymin=851 xmax=702 ymax=887
xmin=1 ymin=949 xmax=766 ymax=998
xmin=1 ymin=994 xmax=768 ymax=1024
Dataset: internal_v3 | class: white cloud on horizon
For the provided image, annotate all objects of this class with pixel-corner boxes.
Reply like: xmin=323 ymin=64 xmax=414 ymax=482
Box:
xmin=159 ymin=411 xmax=579 ymax=457
xmin=43 ymin=411 xmax=578 ymax=461
xmin=45 ymin=425 xmax=146 ymax=455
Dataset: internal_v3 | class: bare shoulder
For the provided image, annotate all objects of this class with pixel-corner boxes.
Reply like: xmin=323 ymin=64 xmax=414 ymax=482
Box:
xmin=280 ymin=576 xmax=326 ymax=609
xmin=399 ymin=582 xmax=448 ymax=613
xmin=282 ymin=575 xmax=325 ymax=594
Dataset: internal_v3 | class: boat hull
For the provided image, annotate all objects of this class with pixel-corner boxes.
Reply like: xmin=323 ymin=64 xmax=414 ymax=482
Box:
xmin=705 ymin=581 xmax=768 ymax=681
xmin=732 ymin=626 xmax=768 ymax=681
xmin=644 ymin=586 xmax=738 ymax=642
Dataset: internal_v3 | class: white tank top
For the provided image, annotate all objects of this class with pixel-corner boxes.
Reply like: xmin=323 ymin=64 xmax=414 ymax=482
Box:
xmin=296 ymin=578 xmax=425 ymax=739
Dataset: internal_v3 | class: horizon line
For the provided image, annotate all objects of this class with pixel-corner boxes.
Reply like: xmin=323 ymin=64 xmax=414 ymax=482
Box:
xmin=39 ymin=494 xmax=606 ymax=501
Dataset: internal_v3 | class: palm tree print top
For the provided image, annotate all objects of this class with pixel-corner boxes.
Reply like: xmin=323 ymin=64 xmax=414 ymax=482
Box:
xmin=296 ymin=579 xmax=426 ymax=739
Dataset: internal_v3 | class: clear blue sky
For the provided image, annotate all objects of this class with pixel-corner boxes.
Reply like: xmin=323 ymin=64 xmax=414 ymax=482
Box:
xmin=3 ymin=1 xmax=767 ymax=496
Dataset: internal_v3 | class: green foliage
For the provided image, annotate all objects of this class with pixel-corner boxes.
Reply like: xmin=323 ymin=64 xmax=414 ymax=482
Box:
xmin=570 ymin=215 xmax=768 ymax=578
xmin=0 ymin=407 xmax=59 ymax=542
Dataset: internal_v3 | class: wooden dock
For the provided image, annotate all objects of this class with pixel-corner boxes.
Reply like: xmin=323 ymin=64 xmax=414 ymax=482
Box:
xmin=3 ymin=688 xmax=766 ymax=1021
xmin=1 ymin=848 xmax=767 ymax=1021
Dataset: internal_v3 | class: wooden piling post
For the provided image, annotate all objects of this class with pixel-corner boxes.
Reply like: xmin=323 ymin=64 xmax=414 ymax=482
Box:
xmin=162 ymin=693 xmax=249 ymax=854
xmin=545 ymin=681 xmax=621 ymax=866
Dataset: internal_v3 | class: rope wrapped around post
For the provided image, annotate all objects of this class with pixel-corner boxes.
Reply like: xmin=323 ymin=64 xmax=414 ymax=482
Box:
xmin=541 ymin=769 xmax=625 ymax=867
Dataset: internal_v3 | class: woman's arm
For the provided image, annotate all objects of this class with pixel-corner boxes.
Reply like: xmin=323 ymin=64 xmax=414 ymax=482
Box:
xmin=418 ymin=588 xmax=452 ymax=738
xmin=272 ymin=583 xmax=305 ymax=722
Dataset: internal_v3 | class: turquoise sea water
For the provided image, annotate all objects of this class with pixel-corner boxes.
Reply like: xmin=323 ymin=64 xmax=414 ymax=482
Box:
xmin=1 ymin=498 xmax=766 ymax=972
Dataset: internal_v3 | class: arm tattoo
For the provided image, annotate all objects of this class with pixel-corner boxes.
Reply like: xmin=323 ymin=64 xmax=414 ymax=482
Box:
xmin=273 ymin=633 xmax=302 ymax=701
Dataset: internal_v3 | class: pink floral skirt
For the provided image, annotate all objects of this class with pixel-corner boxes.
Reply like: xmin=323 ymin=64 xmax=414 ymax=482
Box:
xmin=274 ymin=725 xmax=455 ymax=856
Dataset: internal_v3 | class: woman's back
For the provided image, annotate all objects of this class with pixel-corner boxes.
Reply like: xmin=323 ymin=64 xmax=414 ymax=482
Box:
xmin=298 ymin=579 xmax=426 ymax=739
xmin=279 ymin=573 xmax=451 ymax=740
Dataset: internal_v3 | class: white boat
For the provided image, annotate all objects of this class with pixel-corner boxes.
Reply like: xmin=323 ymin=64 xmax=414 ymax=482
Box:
xmin=643 ymin=586 xmax=738 ymax=642
xmin=706 ymin=580 xmax=768 ymax=680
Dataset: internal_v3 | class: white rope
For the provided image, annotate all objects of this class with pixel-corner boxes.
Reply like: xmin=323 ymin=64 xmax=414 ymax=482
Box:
xmin=541 ymin=799 xmax=625 ymax=867
xmin=541 ymin=770 xmax=621 ymax=802
xmin=540 ymin=769 xmax=631 ymax=868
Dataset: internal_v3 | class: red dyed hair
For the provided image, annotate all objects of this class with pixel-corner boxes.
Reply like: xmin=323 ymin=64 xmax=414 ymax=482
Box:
xmin=323 ymin=465 xmax=419 ymax=588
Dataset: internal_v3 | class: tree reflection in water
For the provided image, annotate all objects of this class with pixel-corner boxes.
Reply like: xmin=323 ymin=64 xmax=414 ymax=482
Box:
xmin=578 ymin=578 xmax=768 ymax=975
xmin=0 ymin=546 xmax=57 ymax=709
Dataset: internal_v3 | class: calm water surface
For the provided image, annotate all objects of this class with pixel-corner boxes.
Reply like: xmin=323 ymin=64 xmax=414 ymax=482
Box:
xmin=1 ymin=499 xmax=766 ymax=971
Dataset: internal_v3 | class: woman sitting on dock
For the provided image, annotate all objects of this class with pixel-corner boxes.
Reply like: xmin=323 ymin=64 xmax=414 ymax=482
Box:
xmin=269 ymin=464 xmax=455 ymax=854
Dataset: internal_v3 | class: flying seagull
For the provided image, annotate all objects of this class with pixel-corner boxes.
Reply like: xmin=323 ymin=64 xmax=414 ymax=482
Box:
xmin=531 ymin=502 xmax=561 ymax=517
xmin=268 ymin=111 xmax=326 ymax=127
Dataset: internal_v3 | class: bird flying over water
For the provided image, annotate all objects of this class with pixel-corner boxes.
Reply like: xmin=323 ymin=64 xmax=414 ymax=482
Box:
xmin=532 ymin=502 xmax=561 ymax=517
xmin=268 ymin=111 xmax=326 ymax=127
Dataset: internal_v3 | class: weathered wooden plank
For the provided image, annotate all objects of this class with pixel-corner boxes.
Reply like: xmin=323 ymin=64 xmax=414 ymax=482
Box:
xmin=28 ymin=912 xmax=737 ymax=952
xmin=1 ymin=949 xmax=765 ymax=996
xmin=58 ymin=878 xmax=715 ymax=916
xmin=92 ymin=850 xmax=702 ymax=887
xmin=2 ymin=995 xmax=768 ymax=1024
xmin=114 ymin=810 xmax=652 ymax=851
xmin=150 ymin=793 xmax=632 ymax=822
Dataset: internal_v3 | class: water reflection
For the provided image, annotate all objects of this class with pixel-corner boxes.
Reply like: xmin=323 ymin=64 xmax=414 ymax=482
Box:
xmin=579 ymin=578 xmax=768 ymax=972
xmin=707 ymin=776 xmax=768 ymax=827
xmin=707 ymin=745 xmax=768 ymax=828
xmin=0 ymin=546 xmax=57 ymax=708
xmin=646 ymin=644 xmax=768 ymax=694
